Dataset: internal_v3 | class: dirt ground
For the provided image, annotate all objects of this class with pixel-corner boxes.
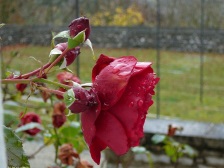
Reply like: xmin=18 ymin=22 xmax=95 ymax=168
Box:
xmin=23 ymin=141 xmax=104 ymax=168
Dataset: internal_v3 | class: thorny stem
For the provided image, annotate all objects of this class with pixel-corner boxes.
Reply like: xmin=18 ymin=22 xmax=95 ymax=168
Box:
xmin=1 ymin=78 xmax=71 ymax=89
xmin=44 ymin=48 xmax=69 ymax=74
xmin=1 ymin=78 xmax=31 ymax=84
xmin=15 ymin=63 xmax=51 ymax=79
xmin=35 ymin=85 xmax=64 ymax=97
xmin=5 ymin=47 xmax=68 ymax=80
xmin=1 ymin=77 xmax=92 ymax=90
xmin=37 ymin=78 xmax=71 ymax=89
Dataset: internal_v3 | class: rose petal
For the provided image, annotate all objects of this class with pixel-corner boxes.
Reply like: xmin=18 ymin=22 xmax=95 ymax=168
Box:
xmin=89 ymin=137 xmax=107 ymax=165
xmin=90 ymin=111 xmax=129 ymax=163
xmin=81 ymin=90 xmax=101 ymax=145
xmin=109 ymin=64 xmax=159 ymax=146
xmin=93 ymin=56 xmax=137 ymax=110
xmin=132 ymin=62 xmax=153 ymax=75
xmin=92 ymin=54 xmax=115 ymax=82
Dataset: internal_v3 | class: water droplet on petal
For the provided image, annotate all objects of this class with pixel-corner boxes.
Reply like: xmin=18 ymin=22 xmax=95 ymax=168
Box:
xmin=138 ymin=99 xmax=144 ymax=107
xmin=112 ymin=68 xmax=119 ymax=73
xmin=104 ymin=102 xmax=109 ymax=107
xmin=129 ymin=101 xmax=134 ymax=107
xmin=128 ymin=91 xmax=132 ymax=96
xmin=118 ymin=71 xmax=130 ymax=76
xmin=77 ymin=24 xmax=82 ymax=29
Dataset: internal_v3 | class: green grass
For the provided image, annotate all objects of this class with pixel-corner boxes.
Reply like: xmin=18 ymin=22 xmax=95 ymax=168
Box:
xmin=2 ymin=45 xmax=224 ymax=123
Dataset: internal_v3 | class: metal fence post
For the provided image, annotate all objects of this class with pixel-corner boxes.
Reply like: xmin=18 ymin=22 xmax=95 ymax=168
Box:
xmin=200 ymin=0 xmax=205 ymax=103
xmin=75 ymin=0 xmax=80 ymax=78
xmin=156 ymin=0 xmax=161 ymax=118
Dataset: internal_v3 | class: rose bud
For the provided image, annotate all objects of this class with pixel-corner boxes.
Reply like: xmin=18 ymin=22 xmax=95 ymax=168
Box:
xmin=16 ymin=83 xmax=27 ymax=93
xmin=69 ymin=17 xmax=90 ymax=40
xmin=57 ymin=71 xmax=81 ymax=86
xmin=167 ymin=124 xmax=183 ymax=136
xmin=69 ymin=54 xmax=159 ymax=164
xmin=58 ymin=143 xmax=79 ymax=165
xmin=56 ymin=72 xmax=81 ymax=100
xmin=19 ymin=112 xmax=42 ymax=136
xmin=68 ymin=87 xmax=99 ymax=114
xmin=55 ymin=43 xmax=81 ymax=66
xmin=52 ymin=102 xmax=67 ymax=128
xmin=55 ymin=87 xmax=66 ymax=100
xmin=41 ymin=90 xmax=51 ymax=102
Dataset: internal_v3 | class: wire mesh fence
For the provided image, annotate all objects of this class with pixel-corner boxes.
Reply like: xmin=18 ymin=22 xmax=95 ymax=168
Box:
xmin=1 ymin=0 xmax=224 ymax=122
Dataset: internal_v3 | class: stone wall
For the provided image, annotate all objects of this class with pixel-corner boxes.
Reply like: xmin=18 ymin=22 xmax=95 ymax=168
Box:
xmin=142 ymin=118 xmax=224 ymax=168
xmin=1 ymin=25 xmax=224 ymax=53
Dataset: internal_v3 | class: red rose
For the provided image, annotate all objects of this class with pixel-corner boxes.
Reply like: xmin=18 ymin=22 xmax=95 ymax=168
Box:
xmin=16 ymin=83 xmax=27 ymax=93
xmin=52 ymin=102 xmax=67 ymax=128
xmin=19 ymin=112 xmax=42 ymax=136
xmin=69 ymin=54 xmax=159 ymax=164
xmin=55 ymin=42 xmax=80 ymax=66
xmin=69 ymin=17 xmax=90 ymax=40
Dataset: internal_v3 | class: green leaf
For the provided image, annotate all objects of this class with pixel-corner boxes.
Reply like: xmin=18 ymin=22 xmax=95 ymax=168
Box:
xmin=15 ymin=122 xmax=43 ymax=133
xmin=5 ymin=71 xmax=13 ymax=78
xmin=4 ymin=112 xmax=19 ymax=127
xmin=4 ymin=126 xmax=30 ymax=167
xmin=53 ymin=30 xmax=70 ymax=39
xmin=63 ymin=88 xmax=76 ymax=108
xmin=164 ymin=144 xmax=178 ymax=162
xmin=67 ymin=113 xmax=77 ymax=121
xmin=183 ymin=144 xmax=198 ymax=157
xmin=151 ymin=134 xmax=167 ymax=144
xmin=58 ymin=124 xmax=86 ymax=153
xmin=68 ymin=30 xmax=85 ymax=49
xmin=49 ymin=54 xmax=59 ymax=63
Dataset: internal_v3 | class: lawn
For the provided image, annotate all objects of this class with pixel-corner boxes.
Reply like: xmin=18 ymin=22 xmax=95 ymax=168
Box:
xmin=1 ymin=45 xmax=224 ymax=123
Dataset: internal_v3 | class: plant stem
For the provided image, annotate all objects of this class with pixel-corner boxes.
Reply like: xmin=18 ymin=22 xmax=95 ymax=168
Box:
xmin=54 ymin=128 xmax=60 ymax=164
xmin=1 ymin=78 xmax=31 ymax=84
xmin=15 ymin=63 xmax=51 ymax=79
xmin=45 ymin=48 xmax=69 ymax=74
xmin=1 ymin=78 xmax=71 ymax=90
xmin=36 ymin=86 xmax=64 ymax=97
xmin=5 ymin=47 xmax=68 ymax=80
xmin=36 ymin=78 xmax=71 ymax=89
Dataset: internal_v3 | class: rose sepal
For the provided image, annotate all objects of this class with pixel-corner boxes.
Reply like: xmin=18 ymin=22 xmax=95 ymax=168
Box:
xmin=63 ymin=88 xmax=76 ymax=108
xmin=67 ymin=30 xmax=85 ymax=49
